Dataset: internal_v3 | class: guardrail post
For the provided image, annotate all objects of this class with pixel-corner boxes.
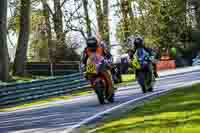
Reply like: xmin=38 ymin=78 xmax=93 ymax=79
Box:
xmin=50 ymin=62 xmax=54 ymax=76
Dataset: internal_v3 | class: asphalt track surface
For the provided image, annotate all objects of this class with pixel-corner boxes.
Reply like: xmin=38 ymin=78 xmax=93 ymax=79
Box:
xmin=0 ymin=68 xmax=200 ymax=133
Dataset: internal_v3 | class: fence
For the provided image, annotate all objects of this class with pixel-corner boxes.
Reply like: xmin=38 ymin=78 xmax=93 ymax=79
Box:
xmin=25 ymin=61 xmax=80 ymax=76
xmin=0 ymin=72 xmax=90 ymax=108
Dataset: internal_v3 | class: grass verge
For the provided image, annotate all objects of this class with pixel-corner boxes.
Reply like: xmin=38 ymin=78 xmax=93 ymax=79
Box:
xmin=116 ymin=74 xmax=136 ymax=87
xmin=10 ymin=75 xmax=48 ymax=83
xmin=88 ymin=83 xmax=200 ymax=133
xmin=0 ymin=75 xmax=49 ymax=85
xmin=121 ymin=74 xmax=135 ymax=82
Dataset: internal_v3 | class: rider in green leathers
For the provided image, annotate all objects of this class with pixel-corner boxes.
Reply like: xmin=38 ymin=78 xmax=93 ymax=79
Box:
xmin=130 ymin=37 xmax=156 ymax=92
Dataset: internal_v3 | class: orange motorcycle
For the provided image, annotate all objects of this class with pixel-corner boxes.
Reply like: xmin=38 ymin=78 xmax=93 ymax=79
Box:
xmin=85 ymin=54 xmax=115 ymax=104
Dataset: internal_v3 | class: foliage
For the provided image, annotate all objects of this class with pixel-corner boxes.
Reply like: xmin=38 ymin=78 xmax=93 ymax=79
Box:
xmin=116 ymin=0 xmax=193 ymax=51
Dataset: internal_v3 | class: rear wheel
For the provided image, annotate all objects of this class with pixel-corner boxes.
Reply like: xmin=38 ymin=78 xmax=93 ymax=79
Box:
xmin=137 ymin=72 xmax=147 ymax=93
xmin=95 ymin=82 xmax=105 ymax=104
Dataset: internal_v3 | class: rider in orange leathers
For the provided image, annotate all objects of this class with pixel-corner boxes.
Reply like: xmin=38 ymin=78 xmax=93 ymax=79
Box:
xmin=81 ymin=36 xmax=115 ymax=98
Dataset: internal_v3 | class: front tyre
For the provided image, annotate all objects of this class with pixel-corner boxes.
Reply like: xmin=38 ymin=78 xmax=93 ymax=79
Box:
xmin=137 ymin=71 xmax=147 ymax=93
xmin=141 ymin=85 xmax=147 ymax=93
xmin=148 ymin=87 xmax=154 ymax=92
xmin=95 ymin=82 xmax=105 ymax=104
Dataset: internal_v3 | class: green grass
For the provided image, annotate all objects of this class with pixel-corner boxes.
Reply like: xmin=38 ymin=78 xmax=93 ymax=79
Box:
xmin=89 ymin=84 xmax=200 ymax=133
xmin=121 ymin=74 xmax=135 ymax=82
xmin=115 ymin=74 xmax=135 ymax=88
xmin=0 ymin=75 xmax=49 ymax=85
xmin=11 ymin=75 xmax=48 ymax=83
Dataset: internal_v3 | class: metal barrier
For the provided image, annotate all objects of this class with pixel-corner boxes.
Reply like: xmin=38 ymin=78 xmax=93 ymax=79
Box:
xmin=0 ymin=73 xmax=90 ymax=107
xmin=25 ymin=62 xmax=80 ymax=76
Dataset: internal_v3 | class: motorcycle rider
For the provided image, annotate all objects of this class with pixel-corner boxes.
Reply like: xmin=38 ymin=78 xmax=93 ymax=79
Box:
xmin=81 ymin=36 xmax=115 ymax=97
xmin=100 ymin=41 xmax=113 ymax=64
xmin=101 ymin=42 xmax=118 ymax=87
xmin=128 ymin=37 xmax=158 ymax=78
xmin=132 ymin=36 xmax=156 ymax=92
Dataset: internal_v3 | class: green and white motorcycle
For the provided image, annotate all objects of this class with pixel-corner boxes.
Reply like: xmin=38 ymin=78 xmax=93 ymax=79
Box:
xmin=132 ymin=49 xmax=156 ymax=93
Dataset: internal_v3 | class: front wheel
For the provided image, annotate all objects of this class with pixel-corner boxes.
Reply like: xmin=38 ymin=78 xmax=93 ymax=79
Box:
xmin=148 ymin=87 xmax=154 ymax=92
xmin=136 ymin=71 xmax=147 ymax=93
xmin=141 ymin=85 xmax=147 ymax=93
xmin=94 ymin=82 xmax=105 ymax=104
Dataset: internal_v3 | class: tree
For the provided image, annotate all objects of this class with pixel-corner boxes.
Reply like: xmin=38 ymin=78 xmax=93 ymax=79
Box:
xmin=63 ymin=1 xmax=87 ymax=39
xmin=41 ymin=0 xmax=53 ymax=63
xmin=120 ymin=0 xmax=131 ymax=40
xmin=41 ymin=0 xmax=52 ymax=39
xmin=53 ymin=0 xmax=65 ymax=44
xmin=82 ymin=0 xmax=92 ymax=37
xmin=191 ymin=0 xmax=200 ymax=29
xmin=116 ymin=0 xmax=191 ymax=50
xmin=95 ymin=0 xmax=104 ymax=38
xmin=39 ymin=0 xmax=83 ymax=62
xmin=0 ymin=0 xmax=10 ymax=81
xmin=94 ymin=0 xmax=110 ymax=44
xmin=102 ymin=0 xmax=110 ymax=44
xmin=13 ymin=0 xmax=30 ymax=76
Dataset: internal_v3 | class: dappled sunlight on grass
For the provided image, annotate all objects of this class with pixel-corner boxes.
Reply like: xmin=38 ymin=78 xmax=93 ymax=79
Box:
xmin=121 ymin=74 xmax=135 ymax=82
xmin=90 ymin=84 xmax=200 ymax=133
xmin=8 ymin=75 xmax=48 ymax=83
xmin=115 ymin=74 xmax=136 ymax=87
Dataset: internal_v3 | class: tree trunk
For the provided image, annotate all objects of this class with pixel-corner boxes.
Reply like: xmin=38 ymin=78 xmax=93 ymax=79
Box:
xmin=82 ymin=0 xmax=92 ymax=37
xmin=102 ymin=0 xmax=110 ymax=44
xmin=127 ymin=0 xmax=136 ymax=33
xmin=41 ymin=0 xmax=54 ymax=75
xmin=53 ymin=0 xmax=65 ymax=44
xmin=52 ymin=0 xmax=67 ymax=62
xmin=13 ymin=0 xmax=30 ymax=76
xmin=95 ymin=0 xmax=104 ymax=39
xmin=0 ymin=0 xmax=10 ymax=81
xmin=42 ymin=0 xmax=52 ymax=39
xmin=195 ymin=2 xmax=200 ymax=29
xmin=121 ymin=0 xmax=130 ymax=40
